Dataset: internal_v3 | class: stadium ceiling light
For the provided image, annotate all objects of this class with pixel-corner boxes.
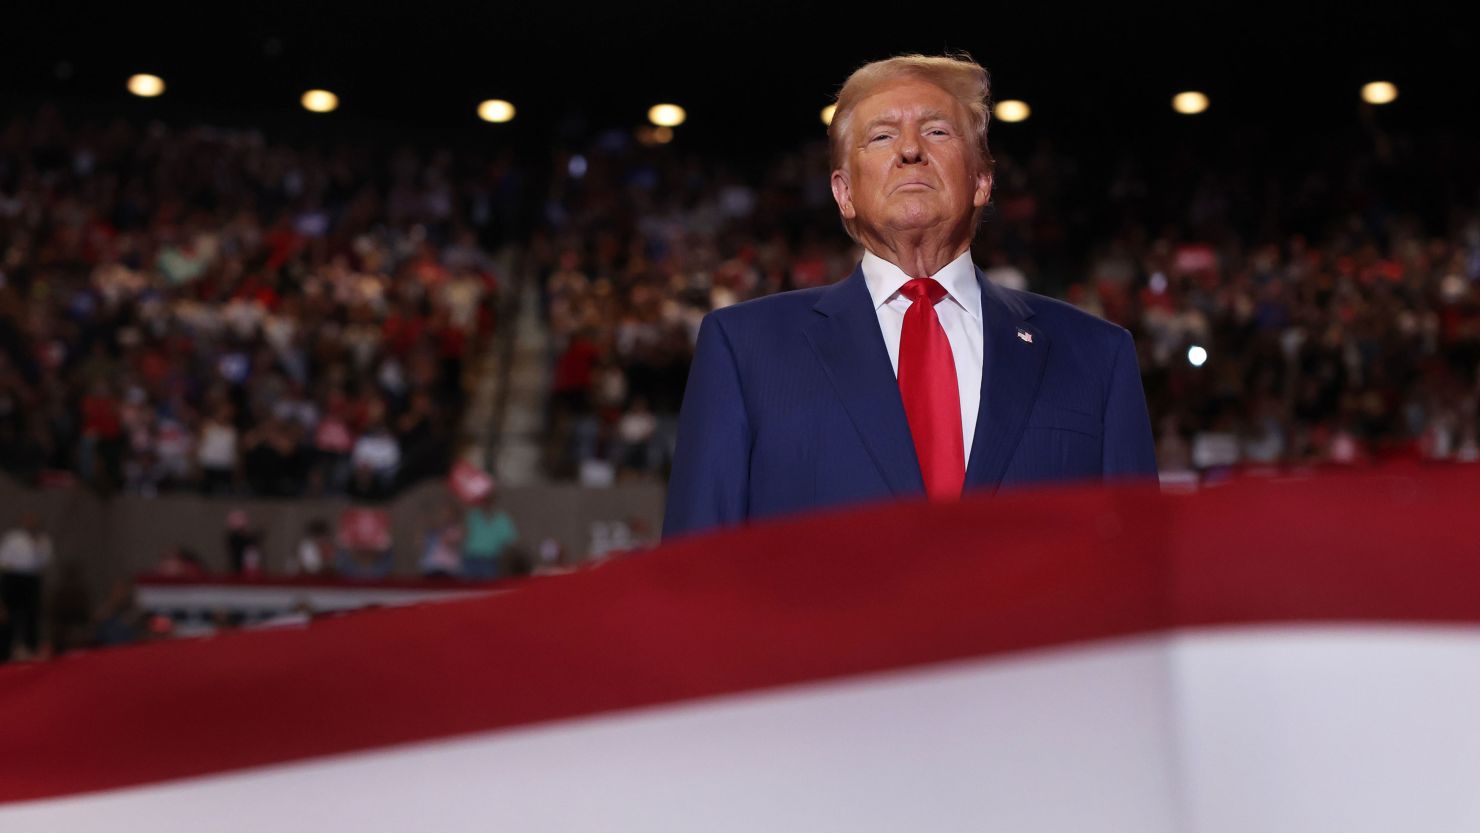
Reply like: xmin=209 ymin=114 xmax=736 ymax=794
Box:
xmin=478 ymin=99 xmax=516 ymax=123
xmin=648 ymin=103 xmax=686 ymax=128
xmin=1361 ymin=81 xmax=1398 ymax=105
xmin=301 ymin=89 xmax=339 ymax=114
xmin=1172 ymin=91 xmax=1209 ymax=115
xmin=127 ymin=74 xmax=165 ymax=98
xmin=821 ymin=104 xmax=837 ymax=126
xmin=994 ymin=100 xmax=1031 ymax=123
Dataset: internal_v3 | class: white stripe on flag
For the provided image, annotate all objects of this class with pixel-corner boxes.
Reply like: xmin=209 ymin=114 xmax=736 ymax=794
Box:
xmin=5 ymin=625 xmax=1479 ymax=833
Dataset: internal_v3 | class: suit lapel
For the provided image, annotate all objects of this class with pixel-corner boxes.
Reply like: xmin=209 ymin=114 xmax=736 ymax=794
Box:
xmin=804 ymin=267 xmax=924 ymax=497
xmin=964 ymin=270 xmax=1050 ymax=493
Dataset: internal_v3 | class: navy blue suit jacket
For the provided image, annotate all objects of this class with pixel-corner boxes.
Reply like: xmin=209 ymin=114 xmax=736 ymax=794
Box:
xmin=662 ymin=264 xmax=1157 ymax=538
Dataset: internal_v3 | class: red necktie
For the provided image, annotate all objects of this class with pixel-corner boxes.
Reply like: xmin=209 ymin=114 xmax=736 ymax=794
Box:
xmin=897 ymin=278 xmax=964 ymax=499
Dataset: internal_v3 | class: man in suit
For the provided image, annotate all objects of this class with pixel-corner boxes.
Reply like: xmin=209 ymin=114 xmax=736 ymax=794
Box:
xmin=663 ymin=53 xmax=1156 ymax=538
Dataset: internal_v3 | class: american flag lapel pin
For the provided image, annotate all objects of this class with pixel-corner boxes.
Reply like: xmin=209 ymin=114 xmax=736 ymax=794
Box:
xmin=1017 ymin=328 xmax=1033 ymax=344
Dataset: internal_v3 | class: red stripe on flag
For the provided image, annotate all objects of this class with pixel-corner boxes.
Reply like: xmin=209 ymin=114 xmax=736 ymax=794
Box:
xmin=1 ymin=468 xmax=1479 ymax=802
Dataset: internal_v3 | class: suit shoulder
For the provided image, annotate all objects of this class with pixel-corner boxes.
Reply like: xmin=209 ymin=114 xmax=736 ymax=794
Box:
xmin=1007 ymin=287 xmax=1130 ymax=347
xmin=703 ymin=285 xmax=830 ymax=330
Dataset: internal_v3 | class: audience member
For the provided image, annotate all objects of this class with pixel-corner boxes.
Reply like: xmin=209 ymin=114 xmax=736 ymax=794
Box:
xmin=224 ymin=509 xmax=263 ymax=575
xmin=463 ymin=492 xmax=517 ymax=581
xmin=419 ymin=503 xmax=465 ymax=578
xmin=291 ymin=519 xmax=335 ymax=576
xmin=0 ymin=511 xmax=52 ymax=662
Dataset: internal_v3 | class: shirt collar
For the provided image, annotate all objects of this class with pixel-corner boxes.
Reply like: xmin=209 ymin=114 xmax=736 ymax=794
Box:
xmin=861 ymin=248 xmax=982 ymax=321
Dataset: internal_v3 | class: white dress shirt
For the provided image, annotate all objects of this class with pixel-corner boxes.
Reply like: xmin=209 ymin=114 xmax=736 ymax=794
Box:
xmin=861 ymin=249 xmax=984 ymax=463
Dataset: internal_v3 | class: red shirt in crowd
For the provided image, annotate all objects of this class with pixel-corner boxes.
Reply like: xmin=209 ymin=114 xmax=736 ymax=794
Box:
xmin=382 ymin=313 xmax=425 ymax=356
xmin=554 ymin=337 xmax=599 ymax=393
xmin=81 ymin=395 xmax=123 ymax=439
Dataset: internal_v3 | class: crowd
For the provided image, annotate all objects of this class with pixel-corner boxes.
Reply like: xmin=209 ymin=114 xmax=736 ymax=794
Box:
xmin=0 ymin=105 xmax=518 ymax=499
xmin=11 ymin=104 xmax=1475 ymax=492
xmin=531 ymin=123 xmax=1480 ymax=479
xmin=0 ymin=492 xmax=526 ymax=662
xmin=147 ymin=495 xmax=524 ymax=583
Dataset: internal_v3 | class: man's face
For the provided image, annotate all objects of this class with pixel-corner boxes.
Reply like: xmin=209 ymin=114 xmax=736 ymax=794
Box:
xmin=831 ymin=78 xmax=992 ymax=245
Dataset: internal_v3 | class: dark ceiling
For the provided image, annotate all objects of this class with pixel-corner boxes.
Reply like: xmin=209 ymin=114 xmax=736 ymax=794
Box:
xmin=3 ymin=1 xmax=1476 ymax=157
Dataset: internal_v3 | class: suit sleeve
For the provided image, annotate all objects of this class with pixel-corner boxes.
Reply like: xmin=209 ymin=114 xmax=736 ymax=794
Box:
xmin=662 ymin=313 xmax=751 ymax=540
xmin=1102 ymin=327 xmax=1158 ymax=480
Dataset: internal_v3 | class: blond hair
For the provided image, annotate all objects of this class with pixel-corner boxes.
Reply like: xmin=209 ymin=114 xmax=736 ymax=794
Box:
xmin=828 ymin=52 xmax=993 ymax=173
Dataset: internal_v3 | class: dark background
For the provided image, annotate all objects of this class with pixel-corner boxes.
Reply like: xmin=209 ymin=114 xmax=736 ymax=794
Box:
xmin=4 ymin=1 xmax=1476 ymax=158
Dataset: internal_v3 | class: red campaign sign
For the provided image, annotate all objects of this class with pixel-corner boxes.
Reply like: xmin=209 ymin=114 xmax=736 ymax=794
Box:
xmin=448 ymin=460 xmax=495 ymax=504
xmin=338 ymin=507 xmax=391 ymax=551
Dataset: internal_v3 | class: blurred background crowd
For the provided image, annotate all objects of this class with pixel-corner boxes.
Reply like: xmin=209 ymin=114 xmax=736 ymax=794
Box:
xmin=0 ymin=106 xmax=513 ymax=499
xmin=3 ymin=101 xmax=1479 ymax=497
